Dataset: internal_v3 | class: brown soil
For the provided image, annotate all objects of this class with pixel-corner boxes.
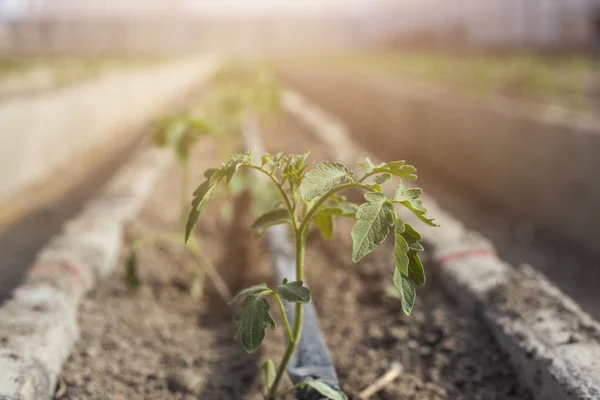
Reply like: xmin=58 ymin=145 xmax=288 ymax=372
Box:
xmin=58 ymin=116 xmax=532 ymax=400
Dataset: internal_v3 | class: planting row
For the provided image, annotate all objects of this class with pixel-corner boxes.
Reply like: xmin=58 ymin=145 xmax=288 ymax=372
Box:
xmin=56 ymin=65 xmax=532 ymax=400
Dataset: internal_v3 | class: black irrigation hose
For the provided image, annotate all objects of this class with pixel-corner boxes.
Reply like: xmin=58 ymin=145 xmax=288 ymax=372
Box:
xmin=266 ymin=226 xmax=341 ymax=400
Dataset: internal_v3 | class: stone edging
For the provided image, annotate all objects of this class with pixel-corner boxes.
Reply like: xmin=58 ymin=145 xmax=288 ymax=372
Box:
xmin=282 ymin=89 xmax=600 ymax=400
xmin=0 ymin=147 xmax=171 ymax=400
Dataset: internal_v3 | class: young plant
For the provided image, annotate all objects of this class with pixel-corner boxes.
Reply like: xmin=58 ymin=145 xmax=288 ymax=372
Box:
xmin=126 ymin=64 xmax=283 ymax=298
xmin=125 ymin=115 xmax=231 ymax=301
xmin=185 ymin=151 xmax=437 ymax=399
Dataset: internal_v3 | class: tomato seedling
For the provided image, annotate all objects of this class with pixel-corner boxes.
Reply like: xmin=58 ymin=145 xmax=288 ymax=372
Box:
xmin=125 ymin=115 xmax=232 ymax=301
xmin=125 ymin=64 xmax=282 ymax=301
xmin=185 ymin=150 xmax=437 ymax=399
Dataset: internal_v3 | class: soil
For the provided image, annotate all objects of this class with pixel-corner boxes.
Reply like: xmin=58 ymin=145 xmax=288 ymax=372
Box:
xmin=58 ymin=115 xmax=532 ymax=400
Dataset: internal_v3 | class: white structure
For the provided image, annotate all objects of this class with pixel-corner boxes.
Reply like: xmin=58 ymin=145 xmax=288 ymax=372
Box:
xmin=361 ymin=0 xmax=600 ymax=48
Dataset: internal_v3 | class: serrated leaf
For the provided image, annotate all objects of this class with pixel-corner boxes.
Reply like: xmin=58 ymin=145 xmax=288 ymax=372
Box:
xmin=300 ymin=162 xmax=350 ymax=201
xmin=358 ymin=157 xmax=374 ymax=174
xmin=394 ymin=221 xmax=410 ymax=277
xmin=351 ymin=192 xmax=396 ymax=262
xmin=393 ymin=267 xmax=416 ymax=316
xmin=408 ymin=252 xmax=426 ymax=286
xmin=316 ymin=197 xmax=359 ymax=218
xmin=392 ymin=183 xmax=438 ymax=227
xmin=372 ymin=161 xmax=417 ymax=180
xmin=262 ymin=359 xmax=276 ymax=389
xmin=275 ymin=280 xmax=311 ymax=304
xmin=402 ymin=224 xmax=424 ymax=252
xmin=302 ymin=380 xmax=348 ymax=400
xmin=397 ymin=223 xmax=426 ymax=286
xmin=375 ymin=173 xmax=392 ymax=184
xmin=185 ymin=178 xmax=220 ymax=242
xmin=251 ymin=208 xmax=291 ymax=233
xmin=234 ymin=294 xmax=276 ymax=353
xmin=222 ymin=152 xmax=252 ymax=185
xmin=124 ymin=250 xmax=140 ymax=291
xmin=314 ymin=214 xmax=333 ymax=239
xmin=228 ymin=283 xmax=270 ymax=304
xmin=185 ymin=207 xmax=200 ymax=243
xmin=204 ymin=168 xmax=222 ymax=182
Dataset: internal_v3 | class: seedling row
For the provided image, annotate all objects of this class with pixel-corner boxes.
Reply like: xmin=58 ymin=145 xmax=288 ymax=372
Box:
xmin=57 ymin=65 xmax=532 ymax=400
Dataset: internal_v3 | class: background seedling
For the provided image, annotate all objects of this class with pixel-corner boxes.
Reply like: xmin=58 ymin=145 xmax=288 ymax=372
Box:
xmin=186 ymin=150 xmax=438 ymax=399
xmin=125 ymin=63 xmax=283 ymax=302
xmin=125 ymin=113 xmax=232 ymax=301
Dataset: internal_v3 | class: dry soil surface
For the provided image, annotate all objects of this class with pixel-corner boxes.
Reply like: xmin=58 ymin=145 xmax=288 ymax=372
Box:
xmin=58 ymin=116 xmax=532 ymax=400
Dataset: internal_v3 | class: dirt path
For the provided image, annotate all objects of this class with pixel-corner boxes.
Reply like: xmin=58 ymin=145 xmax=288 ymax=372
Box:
xmin=0 ymin=133 xmax=143 ymax=304
xmin=58 ymin=115 xmax=531 ymax=400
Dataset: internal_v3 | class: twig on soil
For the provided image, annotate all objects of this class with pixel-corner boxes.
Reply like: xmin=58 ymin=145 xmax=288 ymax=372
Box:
xmin=358 ymin=362 xmax=404 ymax=399
xmin=186 ymin=238 xmax=232 ymax=301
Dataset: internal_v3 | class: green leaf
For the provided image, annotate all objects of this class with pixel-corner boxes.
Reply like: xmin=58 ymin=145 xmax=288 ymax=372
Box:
xmin=228 ymin=283 xmax=270 ymax=304
xmin=402 ymin=224 xmax=424 ymax=252
xmin=351 ymin=192 xmax=396 ymax=262
xmin=358 ymin=157 xmax=374 ymax=174
xmin=408 ymin=252 xmax=426 ymax=286
xmin=300 ymin=162 xmax=350 ymax=201
xmin=275 ymin=280 xmax=311 ymax=304
xmin=394 ymin=221 xmax=410 ymax=277
xmin=393 ymin=267 xmax=416 ymax=316
xmin=314 ymin=214 xmax=333 ymax=239
xmin=302 ymin=380 xmax=348 ymax=400
xmin=204 ymin=168 xmax=222 ymax=184
xmin=185 ymin=207 xmax=200 ymax=243
xmin=392 ymin=183 xmax=438 ymax=227
xmin=397 ymin=223 xmax=426 ymax=286
xmin=222 ymin=152 xmax=252 ymax=185
xmin=251 ymin=208 xmax=291 ymax=233
xmin=312 ymin=197 xmax=358 ymax=239
xmin=185 ymin=179 xmax=219 ymax=242
xmin=275 ymin=281 xmax=310 ymax=304
xmin=262 ymin=359 xmax=276 ymax=390
xmin=234 ymin=294 xmax=276 ymax=353
xmin=124 ymin=250 xmax=140 ymax=291
xmin=372 ymin=161 xmax=417 ymax=180
xmin=316 ymin=197 xmax=359 ymax=218
xmin=374 ymin=173 xmax=392 ymax=184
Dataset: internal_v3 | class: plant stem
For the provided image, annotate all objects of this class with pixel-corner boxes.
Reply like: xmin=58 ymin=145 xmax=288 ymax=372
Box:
xmin=246 ymin=165 xmax=297 ymax=229
xmin=273 ymin=292 xmax=293 ymax=343
xmin=268 ymin=230 xmax=306 ymax=399
xmin=358 ymin=171 xmax=375 ymax=183
xmin=299 ymin=182 xmax=376 ymax=234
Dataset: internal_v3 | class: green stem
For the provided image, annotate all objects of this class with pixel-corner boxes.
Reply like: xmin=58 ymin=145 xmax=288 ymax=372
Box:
xmin=246 ymin=165 xmax=298 ymax=230
xmin=268 ymin=230 xmax=306 ymax=399
xmin=299 ymin=182 xmax=376 ymax=234
xmin=358 ymin=171 xmax=375 ymax=183
xmin=273 ymin=292 xmax=293 ymax=343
